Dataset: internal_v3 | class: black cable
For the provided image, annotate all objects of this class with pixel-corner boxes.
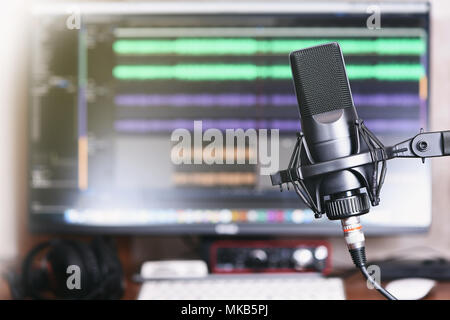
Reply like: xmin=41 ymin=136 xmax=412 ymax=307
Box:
xmin=359 ymin=265 xmax=397 ymax=300
xmin=349 ymin=247 xmax=397 ymax=300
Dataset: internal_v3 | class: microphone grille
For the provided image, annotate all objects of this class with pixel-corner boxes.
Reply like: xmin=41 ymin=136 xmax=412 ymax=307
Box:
xmin=289 ymin=42 xmax=354 ymax=118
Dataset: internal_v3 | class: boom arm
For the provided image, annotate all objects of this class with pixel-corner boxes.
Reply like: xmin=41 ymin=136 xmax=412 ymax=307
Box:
xmin=271 ymin=129 xmax=450 ymax=187
xmin=387 ymin=130 xmax=450 ymax=160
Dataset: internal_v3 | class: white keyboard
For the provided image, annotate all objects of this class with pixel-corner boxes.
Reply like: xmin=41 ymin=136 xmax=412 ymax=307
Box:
xmin=138 ymin=274 xmax=345 ymax=300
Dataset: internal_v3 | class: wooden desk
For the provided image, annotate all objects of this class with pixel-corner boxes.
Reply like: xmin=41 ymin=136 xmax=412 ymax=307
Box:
xmin=122 ymin=273 xmax=450 ymax=300
xmin=343 ymin=273 xmax=450 ymax=300
xmin=2 ymin=270 xmax=449 ymax=300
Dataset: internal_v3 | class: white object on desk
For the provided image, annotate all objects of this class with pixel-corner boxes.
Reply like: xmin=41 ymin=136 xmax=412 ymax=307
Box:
xmin=140 ymin=260 xmax=208 ymax=279
xmin=386 ymin=278 xmax=436 ymax=300
xmin=138 ymin=274 xmax=345 ymax=300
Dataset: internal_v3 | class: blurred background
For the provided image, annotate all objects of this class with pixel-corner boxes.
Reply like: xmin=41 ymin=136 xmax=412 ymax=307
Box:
xmin=0 ymin=0 xmax=449 ymax=299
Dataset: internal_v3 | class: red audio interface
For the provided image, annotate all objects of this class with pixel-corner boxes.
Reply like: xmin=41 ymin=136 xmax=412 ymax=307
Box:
xmin=210 ymin=240 xmax=332 ymax=275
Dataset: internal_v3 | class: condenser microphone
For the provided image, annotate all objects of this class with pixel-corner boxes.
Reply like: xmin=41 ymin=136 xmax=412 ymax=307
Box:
xmin=273 ymin=42 xmax=395 ymax=299
xmin=289 ymin=42 xmax=372 ymax=221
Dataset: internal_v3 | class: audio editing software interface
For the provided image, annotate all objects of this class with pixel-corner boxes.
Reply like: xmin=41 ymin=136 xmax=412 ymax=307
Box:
xmin=29 ymin=5 xmax=431 ymax=233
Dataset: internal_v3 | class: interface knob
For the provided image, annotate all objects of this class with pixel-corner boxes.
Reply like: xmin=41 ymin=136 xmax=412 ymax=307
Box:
xmin=246 ymin=249 xmax=268 ymax=269
xmin=292 ymin=248 xmax=313 ymax=270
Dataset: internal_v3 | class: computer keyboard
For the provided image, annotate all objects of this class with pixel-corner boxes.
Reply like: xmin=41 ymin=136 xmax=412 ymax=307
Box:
xmin=138 ymin=274 xmax=345 ymax=300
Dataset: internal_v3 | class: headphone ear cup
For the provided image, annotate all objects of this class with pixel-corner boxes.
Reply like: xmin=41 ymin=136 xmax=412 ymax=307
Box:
xmin=91 ymin=238 xmax=124 ymax=299
xmin=67 ymin=240 xmax=101 ymax=297
xmin=28 ymin=267 xmax=49 ymax=293
xmin=46 ymin=241 xmax=86 ymax=299
xmin=21 ymin=241 xmax=53 ymax=299
xmin=17 ymin=239 xmax=122 ymax=300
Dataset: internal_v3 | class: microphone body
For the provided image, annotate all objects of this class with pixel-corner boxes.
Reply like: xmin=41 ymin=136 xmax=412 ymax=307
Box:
xmin=287 ymin=43 xmax=382 ymax=296
xmin=289 ymin=43 xmax=372 ymax=220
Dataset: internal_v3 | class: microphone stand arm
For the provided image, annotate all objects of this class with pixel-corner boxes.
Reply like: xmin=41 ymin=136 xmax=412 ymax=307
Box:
xmin=271 ymin=129 xmax=450 ymax=187
xmin=387 ymin=129 xmax=450 ymax=161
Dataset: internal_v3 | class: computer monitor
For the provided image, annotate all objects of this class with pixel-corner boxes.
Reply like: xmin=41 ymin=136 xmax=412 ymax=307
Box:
xmin=28 ymin=2 xmax=431 ymax=235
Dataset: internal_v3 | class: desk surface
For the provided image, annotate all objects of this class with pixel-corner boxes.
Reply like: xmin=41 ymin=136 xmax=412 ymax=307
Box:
xmin=122 ymin=273 xmax=450 ymax=300
xmin=2 ymin=270 xmax=449 ymax=300
xmin=343 ymin=273 xmax=450 ymax=300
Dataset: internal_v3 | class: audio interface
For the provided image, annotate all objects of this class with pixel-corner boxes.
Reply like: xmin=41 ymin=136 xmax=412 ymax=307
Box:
xmin=210 ymin=240 xmax=332 ymax=275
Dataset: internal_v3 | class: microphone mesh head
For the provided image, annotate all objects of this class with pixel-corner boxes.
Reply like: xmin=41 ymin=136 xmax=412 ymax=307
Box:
xmin=289 ymin=42 xmax=354 ymax=118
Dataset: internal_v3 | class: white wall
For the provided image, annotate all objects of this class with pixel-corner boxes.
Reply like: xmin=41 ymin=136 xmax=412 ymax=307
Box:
xmin=0 ymin=1 xmax=27 ymax=262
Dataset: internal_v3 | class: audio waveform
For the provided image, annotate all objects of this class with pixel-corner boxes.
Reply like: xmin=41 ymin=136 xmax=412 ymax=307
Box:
xmin=114 ymin=119 xmax=420 ymax=133
xmin=113 ymin=38 xmax=426 ymax=56
xmin=174 ymin=147 xmax=256 ymax=162
xmin=172 ymin=172 xmax=256 ymax=186
xmin=115 ymin=93 xmax=420 ymax=108
xmin=115 ymin=119 xmax=299 ymax=132
xmin=112 ymin=64 xmax=425 ymax=81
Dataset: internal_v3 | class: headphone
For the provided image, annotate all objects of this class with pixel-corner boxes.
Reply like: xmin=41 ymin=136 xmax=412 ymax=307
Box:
xmin=6 ymin=237 xmax=124 ymax=300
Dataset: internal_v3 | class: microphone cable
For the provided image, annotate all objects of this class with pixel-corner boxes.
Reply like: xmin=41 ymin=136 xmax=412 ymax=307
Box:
xmin=342 ymin=217 xmax=397 ymax=300
xmin=349 ymin=247 xmax=397 ymax=300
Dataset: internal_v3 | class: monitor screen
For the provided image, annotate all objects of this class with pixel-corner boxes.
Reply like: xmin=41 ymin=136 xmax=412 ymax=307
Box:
xmin=29 ymin=2 xmax=431 ymax=234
